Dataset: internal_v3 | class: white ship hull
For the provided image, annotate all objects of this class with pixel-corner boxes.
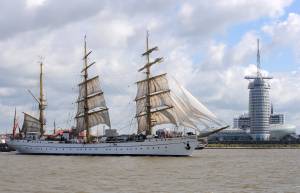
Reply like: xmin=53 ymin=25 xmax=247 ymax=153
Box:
xmin=7 ymin=136 xmax=198 ymax=156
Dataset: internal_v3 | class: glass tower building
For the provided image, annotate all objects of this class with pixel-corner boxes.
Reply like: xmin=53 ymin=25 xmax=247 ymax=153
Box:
xmin=245 ymin=39 xmax=273 ymax=141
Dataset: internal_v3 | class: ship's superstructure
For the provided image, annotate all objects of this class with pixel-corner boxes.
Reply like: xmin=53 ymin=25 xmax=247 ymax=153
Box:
xmin=245 ymin=39 xmax=273 ymax=141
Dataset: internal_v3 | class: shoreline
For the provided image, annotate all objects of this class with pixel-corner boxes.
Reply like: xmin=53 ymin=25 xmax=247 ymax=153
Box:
xmin=206 ymin=144 xmax=300 ymax=149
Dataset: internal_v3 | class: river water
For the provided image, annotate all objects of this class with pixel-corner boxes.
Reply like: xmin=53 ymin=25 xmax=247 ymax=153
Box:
xmin=0 ymin=149 xmax=299 ymax=193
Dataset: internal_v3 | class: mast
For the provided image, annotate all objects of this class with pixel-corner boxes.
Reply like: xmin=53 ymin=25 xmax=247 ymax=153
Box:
xmin=135 ymin=33 xmax=225 ymax=134
xmin=79 ymin=35 xmax=99 ymax=142
xmin=53 ymin=120 xmax=56 ymax=134
xmin=75 ymin=35 xmax=110 ymax=142
xmin=83 ymin=35 xmax=89 ymax=140
xmin=39 ymin=62 xmax=46 ymax=135
xmin=145 ymin=32 xmax=152 ymax=136
xmin=139 ymin=31 xmax=163 ymax=135
xmin=12 ymin=107 xmax=17 ymax=139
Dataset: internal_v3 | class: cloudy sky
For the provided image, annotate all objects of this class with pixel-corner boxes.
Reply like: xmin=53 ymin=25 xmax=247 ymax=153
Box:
xmin=0 ymin=0 xmax=300 ymax=134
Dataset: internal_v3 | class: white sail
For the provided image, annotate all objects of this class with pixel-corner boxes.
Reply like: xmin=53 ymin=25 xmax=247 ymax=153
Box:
xmin=136 ymin=74 xmax=176 ymax=132
xmin=169 ymin=77 xmax=223 ymax=129
xmin=78 ymin=76 xmax=102 ymax=99
xmin=136 ymin=73 xmax=169 ymax=99
xmin=77 ymin=93 xmax=107 ymax=115
xmin=76 ymin=109 xmax=110 ymax=130
xmin=76 ymin=75 xmax=110 ymax=131
xmin=135 ymin=74 xmax=223 ymax=133
xmin=21 ymin=113 xmax=41 ymax=134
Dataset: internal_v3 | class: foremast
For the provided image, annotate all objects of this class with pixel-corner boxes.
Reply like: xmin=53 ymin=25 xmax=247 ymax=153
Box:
xmin=137 ymin=32 xmax=163 ymax=135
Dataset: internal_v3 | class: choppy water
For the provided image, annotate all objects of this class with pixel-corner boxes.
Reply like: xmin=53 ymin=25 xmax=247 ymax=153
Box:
xmin=0 ymin=149 xmax=299 ymax=193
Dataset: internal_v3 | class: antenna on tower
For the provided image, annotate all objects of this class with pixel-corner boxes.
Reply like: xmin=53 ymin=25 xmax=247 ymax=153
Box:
xmin=257 ymin=39 xmax=261 ymax=77
xmin=245 ymin=38 xmax=273 ymax=80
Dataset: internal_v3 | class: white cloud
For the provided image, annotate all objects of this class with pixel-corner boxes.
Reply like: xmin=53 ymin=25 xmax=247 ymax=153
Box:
xmin=0 ymin=0 xmax=299 ymax=134
xmin=262 ymin=12 xmax=300 ymax=64
xmin=26 ymin=0 xmax=47 ymax=9
xmin=0 ymin=87 xmax=15 ymax=97
xmin=177 ymin=0 xmax=292 ymax=36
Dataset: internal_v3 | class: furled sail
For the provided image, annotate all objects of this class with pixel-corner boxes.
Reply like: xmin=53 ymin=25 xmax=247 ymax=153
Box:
xmin=135 ymin=74 xmax=223 ymax=133
xmin=76 ymin=75 xmax=111 ymax=131
xmin=21 ymin=113 xmax=41 ymax=134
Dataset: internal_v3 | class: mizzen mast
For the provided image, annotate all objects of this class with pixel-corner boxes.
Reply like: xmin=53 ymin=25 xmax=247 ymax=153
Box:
xmin=24 ymin=61 xmax=47 ymax=136
xmin=12 ymin=107 xmax=17 ymax=139
xmin=39 ymin=62 xmax=46 ymax=135
xmin=138 ymin=31 xmax=163 ymax=135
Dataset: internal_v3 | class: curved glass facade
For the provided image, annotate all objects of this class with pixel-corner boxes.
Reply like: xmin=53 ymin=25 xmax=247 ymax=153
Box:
xmin=248 ymin=77 xmax=271 ymax=141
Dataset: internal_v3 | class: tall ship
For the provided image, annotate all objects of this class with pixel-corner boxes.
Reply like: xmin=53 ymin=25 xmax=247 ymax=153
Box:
xmin=8 ymin=34 xmax=227 ymax=156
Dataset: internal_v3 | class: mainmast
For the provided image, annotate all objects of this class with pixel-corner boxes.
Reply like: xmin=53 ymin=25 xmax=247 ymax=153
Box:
xmin=39 ymin=62 xmax=46 ymax=135
xmin=75 ymin=35 xmax=111 ymax=142
xmin=145 ymin=32 xmax=151 ymax=136
xmin=79 ymin=35 xmax=99 ymax=142
xmin=135 ymin=33 xmax=224 ymax=134
xmin=83 ymin=36 xmax=90 ymax=140
xmin=139 ymin=31 xmax=163 ymax=135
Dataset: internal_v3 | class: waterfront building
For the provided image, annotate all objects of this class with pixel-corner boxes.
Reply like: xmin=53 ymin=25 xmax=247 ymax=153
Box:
xmin=269 ymin=124 xmax=296 ymax=141
xmin=227 ymin=39 xmax=292 ymax=142
xmin=233 ymin=114 xmax=250 ymax=130
xmin=245 ymin=39 xmax=273 ymax=141
xmin=233 ymin=111 xmax=285 ymax=131
xmin=270 ymin=114 xmax=284 ymax=125
xmin=208 ymin=128 xmax=252 ymax=142
xmin=207 ymin=125 xmax=297 ymax=142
